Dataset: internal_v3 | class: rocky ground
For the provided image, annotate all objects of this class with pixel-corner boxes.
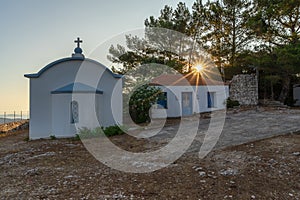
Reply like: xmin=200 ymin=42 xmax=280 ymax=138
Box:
xmin=0 ymin=108 xmax=300 ymax=199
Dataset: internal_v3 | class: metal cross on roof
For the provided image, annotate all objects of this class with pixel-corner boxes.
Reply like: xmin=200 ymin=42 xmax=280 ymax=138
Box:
xmin=74 ymin=37 xmax=83 ymax=48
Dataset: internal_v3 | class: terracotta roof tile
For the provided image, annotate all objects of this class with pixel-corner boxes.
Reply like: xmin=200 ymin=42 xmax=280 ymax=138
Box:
xmin=150 ymin=74 xmax=224 ymax=86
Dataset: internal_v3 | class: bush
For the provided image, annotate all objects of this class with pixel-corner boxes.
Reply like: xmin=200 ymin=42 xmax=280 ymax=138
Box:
xmin=129 ymin=85 xmax=162 ymax=124
xmin=103 ymin=125 xmax=126 ymax=137
xmin=77 ymin=127 xmax=104 ymax=139
xmin=226 ymin=98 xmax=240 ymax=108
xmin=72 ymin=134 xmax=81 ymax=141
xmin=77 ymin=125 xmax=126 ymax=139
xmin=50 ymin=135 xmax=57 ymax=140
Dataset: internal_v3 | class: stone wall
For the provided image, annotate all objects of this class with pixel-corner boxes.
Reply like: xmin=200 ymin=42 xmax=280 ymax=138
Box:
xmin=230 ymin=74 xmax=258 ymax=105
xmin=0 ymin=120 xmax=29 ymax=133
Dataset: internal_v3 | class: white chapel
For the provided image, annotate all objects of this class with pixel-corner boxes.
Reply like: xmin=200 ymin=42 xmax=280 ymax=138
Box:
xmin=25 ymin=38 xmax=123 ymax=139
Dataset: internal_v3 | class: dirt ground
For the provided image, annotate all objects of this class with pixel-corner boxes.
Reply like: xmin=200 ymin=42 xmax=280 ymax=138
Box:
xmin=0 ymin=128 xmax=299 ymax=199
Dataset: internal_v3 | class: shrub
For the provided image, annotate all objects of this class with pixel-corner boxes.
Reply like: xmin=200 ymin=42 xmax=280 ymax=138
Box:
xmin=50 ymin=135 xmax=57 ymax=140
xmin=129 ymin=85 xmax=162 ymax=124
xmin=77 ymin=127 xmax=104 ymax=139
xmin=77 ymin=125 xmax=126 ymax=139
xmin=71 ymin=134 xmax=81 ymax=141
xmin=226 ymin=98 xmax=240 ymax=108
xmin=103 ymin=125 xmax=126 ymax=137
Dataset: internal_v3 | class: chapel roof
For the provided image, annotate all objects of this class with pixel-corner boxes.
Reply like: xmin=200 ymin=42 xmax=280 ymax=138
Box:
xmin=24 ymin=57 xmax=122 ymax=79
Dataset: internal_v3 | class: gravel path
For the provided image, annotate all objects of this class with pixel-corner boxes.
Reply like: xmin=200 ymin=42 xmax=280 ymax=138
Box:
xmin=146 ymin=108 xmax=300 ymax=154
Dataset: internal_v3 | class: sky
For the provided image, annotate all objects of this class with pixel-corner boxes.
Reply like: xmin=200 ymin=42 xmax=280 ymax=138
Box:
xmin=0 ymin=0 xmax=197 ymax=112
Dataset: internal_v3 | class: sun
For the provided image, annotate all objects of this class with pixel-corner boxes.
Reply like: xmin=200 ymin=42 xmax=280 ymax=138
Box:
xmin=192 ymin=63 xmax=204 ymax=73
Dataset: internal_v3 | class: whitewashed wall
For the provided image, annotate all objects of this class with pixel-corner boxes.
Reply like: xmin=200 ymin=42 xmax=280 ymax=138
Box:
xmin=197 ymin=86 xmax=229 ymax=113
xmin=151 ymin=85 xmax=229 ymax=118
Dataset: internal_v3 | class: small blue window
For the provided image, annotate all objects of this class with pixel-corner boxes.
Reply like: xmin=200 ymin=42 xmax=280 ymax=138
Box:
xmin=157 ymin=92 xmax=168 ymax=109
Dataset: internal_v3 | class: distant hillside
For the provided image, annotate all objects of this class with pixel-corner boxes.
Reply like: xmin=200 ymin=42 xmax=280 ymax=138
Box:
xmin=0 ymin=118 xmax=22 ymax=125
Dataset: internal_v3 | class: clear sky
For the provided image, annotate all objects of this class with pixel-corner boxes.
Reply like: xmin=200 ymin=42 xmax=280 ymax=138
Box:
xmin=0 ymin=0 xmax=196 ymax=112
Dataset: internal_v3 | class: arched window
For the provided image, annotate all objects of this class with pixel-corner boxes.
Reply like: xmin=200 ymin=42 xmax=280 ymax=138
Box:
xmin=71 ymin=101 xmax=79 ymax=123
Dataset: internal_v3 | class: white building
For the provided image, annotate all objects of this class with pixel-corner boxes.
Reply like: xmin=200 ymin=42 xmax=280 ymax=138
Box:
xmin=294 ymin=84 xmax=300 ymax=106
xmin=25 ymin=38 xmax=123 ymax=139
xmin=150 ymin=74 xmax=229 ymax=118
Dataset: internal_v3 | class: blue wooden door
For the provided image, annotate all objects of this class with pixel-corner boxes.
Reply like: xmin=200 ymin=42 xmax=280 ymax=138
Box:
xmin=207 ymin=92 xmax=215 ymax=108
xmin=182 ymin=92 xmax=193 ymax=116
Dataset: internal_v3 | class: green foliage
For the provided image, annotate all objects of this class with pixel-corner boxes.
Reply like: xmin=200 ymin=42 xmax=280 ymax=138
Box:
xmin=251 ymin=0 xmax=300 ymax=45
xmin=73 ymin=134 xmax=81 ymax=141
xmin=77 ymin=125 xmax=126 ymax=139
xmin=103 ymin=125 xmax=126 ymax=137
xmin=108 ymin=0 xmax=300 ymax=103
xmin=78 ymin=127 xmax=104 ymax=139
xmin=108 ymin=3 xmax=195 ymax=74
xmin=108 ymin=0 xmax=254 ymax=75
xmin=275 ymin=43 xmax=300 ymax=73
xmin=248 ymin=1 xmax=300 ymax=101
xmin=145 ymin=3 xmax=192 ymax=34
xmin=226 ymin=98 xmax=240 ymax=108
xmin=108 ymin=33 xmax=188 ymax=74
xmin=203 ymin=0 xmax=252 ymax=68
xmin=129 ymin=85 xmax=162 ymax=124
xmin=50 ymin=135 xmax=56 ymax=140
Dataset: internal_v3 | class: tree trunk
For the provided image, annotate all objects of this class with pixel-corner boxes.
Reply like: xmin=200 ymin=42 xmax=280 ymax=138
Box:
xmin=278 ymin=75 xmax=290 ymax=103
xmin=231 ymin=7 xmax=236 ymax=68
xmin=270 ymin=81 xmax=274 ymax=100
